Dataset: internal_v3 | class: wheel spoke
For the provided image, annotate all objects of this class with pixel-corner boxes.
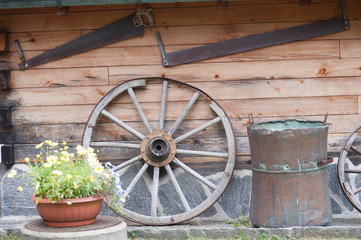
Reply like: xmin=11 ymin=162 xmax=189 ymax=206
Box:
xmin=126 ymin=163 xmax=149 ymax=194
xmin=128 ymin=87 xmax=153 ymax=134
xmin=345 ymin=133 xmax=358 ymax=152
xmin=174 ymin=117 xmax=221 ymax=143
xmin=345 ymin=169 xmax=361 ymax=173
xmin=102 ymin=109 xmax=145 ymax=139
xmin=351 ymin=146 xmax=361 ymax=155
xmin=172 ymin=158 xmax=217 ymax=190
xmin=151 ymin=167 xmax=160 ymax=217
xmin=168 ymin=92 xmax=200 ymax=136
xmin=354 ymin=187 xmax=361 ymax=195
xmin=176 ymin=149 xmax=228 ymax=158
xmin=159 ymin=81 xmax=168 ymax=131
xmin=91 ymin=141 xmax=140 ymax=149
xmin=165 ymin=164 xmax=191 ymax=211
xmin=113 ymin=155 xmax=143 ymax=172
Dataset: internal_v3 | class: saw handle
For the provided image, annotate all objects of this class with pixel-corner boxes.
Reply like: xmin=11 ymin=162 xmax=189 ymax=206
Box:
xmin=133 ymin=9 xmax=154 ymax=28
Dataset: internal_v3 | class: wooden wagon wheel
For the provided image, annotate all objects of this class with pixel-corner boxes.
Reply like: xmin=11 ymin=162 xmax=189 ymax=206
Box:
xmin=338 ymin=125 xmax=361 ymax=212
xmin=82 ymin=77 xmax=236 ymax=225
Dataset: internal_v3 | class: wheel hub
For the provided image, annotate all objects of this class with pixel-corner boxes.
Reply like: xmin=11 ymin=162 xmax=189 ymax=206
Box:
xmin=140 ymin=131 xmax=176 ymax=167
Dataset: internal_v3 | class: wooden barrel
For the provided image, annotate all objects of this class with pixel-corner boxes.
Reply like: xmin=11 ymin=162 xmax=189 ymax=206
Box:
xmin=247 ymin=119 xmax=332 ymax=227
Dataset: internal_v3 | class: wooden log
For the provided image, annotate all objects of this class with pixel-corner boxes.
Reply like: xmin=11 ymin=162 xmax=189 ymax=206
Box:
xmin=11 ymin=132 xmax=348 ymax=166
xmin=0 ymin=33 xmax=8 ymax=52
xmin=10 ymin=95 xmax=357 ymax=125
xmin=1 ymin=39 xmax=340 ymax=69
xmin=9 ymin=19 xmax=358 ymax=53
xmin=110 ymin=58 xmax=361 ymax=84
xmin=7 ymin=75 xmax=361 ymax=108
xmin=0 ymin=1 xmax=355 ymax=33
xmin=3 ymin=113 xmax=361 ymax=146
xmin=11 ymin=67 xmax=108 ymax=88
xmin=4 ymin=86 xmax=114 ymax=107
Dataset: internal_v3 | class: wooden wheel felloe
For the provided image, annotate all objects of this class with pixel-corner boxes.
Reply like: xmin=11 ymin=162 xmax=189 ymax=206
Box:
xmin=82 ymin=77 xmax=236 ymax=225
xmin=338 ymin=125 xmax=361 ymax=212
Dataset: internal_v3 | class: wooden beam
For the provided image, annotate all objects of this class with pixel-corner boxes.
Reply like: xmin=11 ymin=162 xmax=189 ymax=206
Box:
xmin=0 ymin=70 xmax=10 ymax=90
xmin=0 ymin=33 xmax=8 ymax=52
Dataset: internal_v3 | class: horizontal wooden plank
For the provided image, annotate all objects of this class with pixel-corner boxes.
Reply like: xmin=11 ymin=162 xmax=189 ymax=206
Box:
xmin=11 ymin=132 xmax=349 ymax=164
xmin=3 ymin=113 xmax=361 ymax=146
xmin=8 ymin=76 xmax=361 ymax=107
xmin=5 ymin=86 xmax=114 ymax=107
xmin=10 ymin=67 xmax=108 ymax=88
xmin=341 ymin=39 xmax=361 ymax=58
xmin=8 ymin=19 xmax=359 ymax=53
xmin=110 ymin=58 xmax=361 ymax=83
xmin=9 ymin=31 xmax=81 ymax=51
xmin=0 ymin=39 xmax=340 ymax=69
xmin=0 ymin=2 xmax=350 ymax=33
xmin=10 ymin=95 xmax=357 ymax=125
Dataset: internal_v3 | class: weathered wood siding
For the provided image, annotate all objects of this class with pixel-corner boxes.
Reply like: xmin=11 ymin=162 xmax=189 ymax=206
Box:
xmin=0 ymin=0 xmax=361 ymax=167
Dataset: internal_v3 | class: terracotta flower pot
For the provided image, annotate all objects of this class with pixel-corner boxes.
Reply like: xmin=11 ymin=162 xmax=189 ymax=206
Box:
xmin=32 ymin=196 xmax=103 ymax=227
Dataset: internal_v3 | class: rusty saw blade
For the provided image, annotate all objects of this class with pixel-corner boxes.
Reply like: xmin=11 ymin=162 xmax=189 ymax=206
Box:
xmin=18 ymin=12 xmax=150 ymax=70
xmin=156 ymin=18 xmax=347 ymax=67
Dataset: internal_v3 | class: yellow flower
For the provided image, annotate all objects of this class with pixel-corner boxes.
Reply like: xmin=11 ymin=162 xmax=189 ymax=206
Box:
xmin=49 ymin=142 xmax=58 ymax=147
xmin=47 ymin=155 xmax=57 ymax=165
xmin=43 ymin=163 xmax=52 ymax=168
xmin=51 ymin=170 xmax=63 ymax=176
xmin=87 ymin=147 xmax=94 ymax=153
xmin=90 ymin=176 xmax=95 ymax=182
xmin=103 ymin=173 xmax=109 ymax=179
xmin=64 ymin=146 xmax=69 ymax=151
xmin=87 ymin=157 xmax=98 ymax=167
xmin=63 ymin=142 xmax=67 ymax=146
xmin=7 ymin=170 xmax=17 ymax=178
xmin=60 ymin=151 xmax=70 ymax=162
xmin=76 ymin=145 xmax=87 ymax=155
xmin=35 ymin=143 xmax=44 ymax=149
xmin=94 ymin=164 xmax=104 ymax=174
xmin=18 ymin=186 xmax=23 ymax=192
xmin=24 ymin=157 xmax=30 ymax=163
xmin=35 ymin=182 xmax=40 ymax=190
xmin=36 ymin=154 xmax=41 ymax=159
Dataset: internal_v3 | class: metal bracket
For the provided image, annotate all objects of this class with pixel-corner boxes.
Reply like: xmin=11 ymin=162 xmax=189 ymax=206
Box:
xmin=339 ymin=0 xmax=350 ymax=29
xmin=14 ymin=39 xmax=27 ymax=66
xmin=155 ymin=31 xmax=168 ymax=66
xmin=133 ymin=8 xmax=154 ymax=28
xmin=217 ymin=0 xmax=228 ymax=9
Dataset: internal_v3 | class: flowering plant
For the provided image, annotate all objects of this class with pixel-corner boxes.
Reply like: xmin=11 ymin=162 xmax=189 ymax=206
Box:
xmin=7 ymin=140 xmax=127 ymax=210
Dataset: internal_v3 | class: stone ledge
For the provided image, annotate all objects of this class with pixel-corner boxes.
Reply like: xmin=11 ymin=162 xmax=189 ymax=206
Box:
xmin=20 ymin=216 xmax=127 ymax=240
xmin=127 ymin=218 xmax=361 ymax=240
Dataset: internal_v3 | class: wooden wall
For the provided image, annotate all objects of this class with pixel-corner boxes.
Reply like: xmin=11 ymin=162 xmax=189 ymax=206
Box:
xmin=0 ymin=0 xmax=361 ymax=167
